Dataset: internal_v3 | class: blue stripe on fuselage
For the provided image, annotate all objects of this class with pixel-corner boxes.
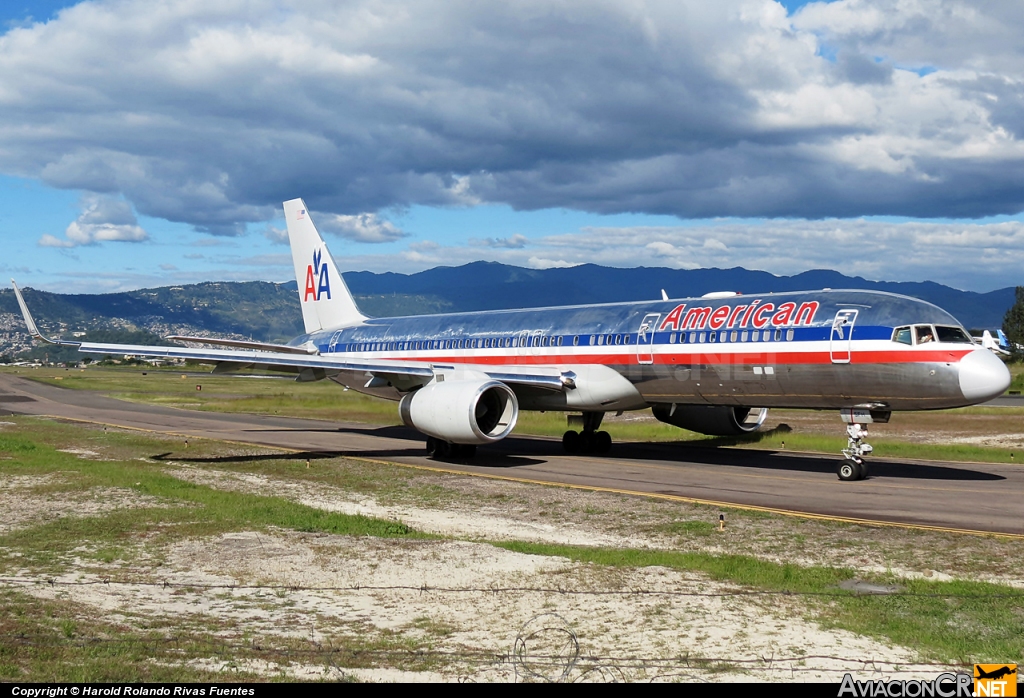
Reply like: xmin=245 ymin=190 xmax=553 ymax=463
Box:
xmin=295 ymin=289 xmax=962 ymax=353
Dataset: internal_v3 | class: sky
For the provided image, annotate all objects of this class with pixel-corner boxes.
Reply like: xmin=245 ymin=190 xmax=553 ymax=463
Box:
xmin=2 ymin=0 xmax=1024 ymax=295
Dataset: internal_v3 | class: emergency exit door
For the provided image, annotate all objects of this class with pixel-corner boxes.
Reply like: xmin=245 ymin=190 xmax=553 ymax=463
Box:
xmin=637 ymin=313 xmax=660 ymax=365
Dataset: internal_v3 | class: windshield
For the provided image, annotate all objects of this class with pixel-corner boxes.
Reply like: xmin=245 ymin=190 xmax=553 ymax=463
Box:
xmin=935 ymin=325 xmax=973 ymax=344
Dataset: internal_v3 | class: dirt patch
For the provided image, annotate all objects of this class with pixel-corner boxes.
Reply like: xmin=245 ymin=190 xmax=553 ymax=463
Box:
xmin=21 ymin=529 xmax=947 ymax=682
xmin=0 ymin=474 xmax=168 ymax=534
xmin=157 ymin=461 xmax=1024 ymax=588
xmin=165 ymin=464 xmax=647 ymax=548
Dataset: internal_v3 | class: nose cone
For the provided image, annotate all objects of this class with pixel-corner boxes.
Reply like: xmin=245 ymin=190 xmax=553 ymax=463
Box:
xmin=959 ymin=349 xmax=1011 ymax=403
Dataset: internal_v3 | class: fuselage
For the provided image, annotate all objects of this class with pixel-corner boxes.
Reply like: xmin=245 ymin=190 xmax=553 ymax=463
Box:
xmin=292 ymin=288 xmax=1009 ymax=412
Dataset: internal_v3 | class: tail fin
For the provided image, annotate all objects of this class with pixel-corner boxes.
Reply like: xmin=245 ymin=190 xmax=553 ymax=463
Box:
xmin=283 ymin=198 xmax=367 ymax=334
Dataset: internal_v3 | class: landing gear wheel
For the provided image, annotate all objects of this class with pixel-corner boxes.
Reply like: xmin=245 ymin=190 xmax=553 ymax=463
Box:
xmin=451 ymin=444 xmax=477 ymax=459
xmin=855 ymin=460 xmax=869 ymax=480
xmin=432 ymin=440 xmax=451 ymax=460
xmin=594 ymin=430 xmax=612 ymax=454
xmin=425 ymin=436 xmax=438 ymax=457
xmin=838 ymin=459 xmax=862 ymax=481
xmin=562 ymin=430 xmax=581 ymax=454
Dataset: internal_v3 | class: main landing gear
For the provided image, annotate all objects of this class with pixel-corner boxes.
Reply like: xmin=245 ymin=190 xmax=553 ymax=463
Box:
xmin=425 ymin=436 xmax=476 ymax=460
xmin=562 ymin=411 xmax=612 ymax=454
xmin=838 ymin=422 xmax=872 ymax=481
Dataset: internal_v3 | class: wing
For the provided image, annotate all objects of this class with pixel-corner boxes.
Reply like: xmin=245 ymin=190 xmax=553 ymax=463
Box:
xmin=11 ymin=280 xmax=572 ymax=392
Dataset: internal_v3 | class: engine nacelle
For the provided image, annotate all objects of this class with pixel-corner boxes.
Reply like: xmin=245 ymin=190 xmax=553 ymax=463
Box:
xmin=652 ymin=404 xmax=768 ymax=436
xmin=399 ymin=379 xmax=518 ymax=444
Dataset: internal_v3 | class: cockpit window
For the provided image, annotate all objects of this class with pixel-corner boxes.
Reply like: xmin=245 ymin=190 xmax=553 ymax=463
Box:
xmin=914 ymin=325 xmax=935 ymax=344
xmin=892 ymin=327 xmax=912 ymax=345
xmin=935 ymin=325 xmax=973 ymax=344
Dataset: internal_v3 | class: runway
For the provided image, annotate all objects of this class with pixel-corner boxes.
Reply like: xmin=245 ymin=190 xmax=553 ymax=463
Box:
xmin=1 ymin=373 xmax=1022 ymax=537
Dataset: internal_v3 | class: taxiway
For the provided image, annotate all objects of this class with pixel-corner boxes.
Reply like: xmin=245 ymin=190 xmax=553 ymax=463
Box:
xmin=1 ymin=373 xmax=1020 ymax=537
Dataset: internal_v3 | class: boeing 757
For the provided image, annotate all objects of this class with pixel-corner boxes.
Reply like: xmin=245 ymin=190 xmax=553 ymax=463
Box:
xmin=12 ymin=198 xmax=1011 ymax=481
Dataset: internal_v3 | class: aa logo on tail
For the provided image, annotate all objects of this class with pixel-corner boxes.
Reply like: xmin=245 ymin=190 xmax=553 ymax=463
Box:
xmin=304 ymin=249 xmax=332 ymax=302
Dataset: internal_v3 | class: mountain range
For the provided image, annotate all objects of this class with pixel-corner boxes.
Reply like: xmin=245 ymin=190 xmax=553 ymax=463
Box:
xmin=0 ymin=262 xmax=1016 ymax=359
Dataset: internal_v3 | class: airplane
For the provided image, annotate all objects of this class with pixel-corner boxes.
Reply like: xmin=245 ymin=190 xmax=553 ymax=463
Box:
xmin=976 ymin=329 xmax=1013 ymax=356
xmin=11 ymin=198 xmax=1012 ymax=482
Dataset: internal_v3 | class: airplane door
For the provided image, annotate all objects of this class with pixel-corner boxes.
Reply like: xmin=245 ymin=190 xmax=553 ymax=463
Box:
xmin=637 ymin=313 xmax=660 ymax=365
xmin=830 ymin=310 xmax=858 ymax=364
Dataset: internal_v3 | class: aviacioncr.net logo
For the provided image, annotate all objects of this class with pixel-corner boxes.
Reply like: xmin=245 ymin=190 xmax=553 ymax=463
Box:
xmin=838 ymin=673 xmax=973 ymax=697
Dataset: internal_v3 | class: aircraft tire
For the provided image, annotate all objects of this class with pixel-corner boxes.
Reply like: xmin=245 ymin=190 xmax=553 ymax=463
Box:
xmin=837 ymin=459 xmax=860 ymax=481
xmin=452 ymin=444 xmax=477 ymax=459
xmin=425 ymin=436 xmax=438 ymax=456
xmin=594 ymin=431 xmax=612 ymax=454
xmin=433 ymin=440 xmax=451 ymax=459
xmin=562 ymin=430 xmax=581 ymax=453
xmin=855 ymin=460 xmax=869 ymax=480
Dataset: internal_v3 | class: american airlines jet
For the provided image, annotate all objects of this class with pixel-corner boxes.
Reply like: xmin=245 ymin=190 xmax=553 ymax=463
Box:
xmin=12 ymin=198 xmax=1011 ymax=481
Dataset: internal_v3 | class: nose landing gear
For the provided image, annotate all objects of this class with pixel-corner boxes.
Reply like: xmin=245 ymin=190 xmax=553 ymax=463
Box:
xmin=839 ymin=423 xmax=872 ymax=480
xmin=836 ymin=408 xmax=886 ymax=481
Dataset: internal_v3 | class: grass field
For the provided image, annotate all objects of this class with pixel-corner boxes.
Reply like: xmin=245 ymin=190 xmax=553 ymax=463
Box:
xmin=1 ymin=415 xmax=1023 ymax=680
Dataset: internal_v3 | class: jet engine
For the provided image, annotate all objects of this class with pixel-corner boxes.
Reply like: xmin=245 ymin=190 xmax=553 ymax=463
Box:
xmin=651 ymin=404 xmax=768 ymax=436
xmin=399 ymin=379 xmax=518 ymax=445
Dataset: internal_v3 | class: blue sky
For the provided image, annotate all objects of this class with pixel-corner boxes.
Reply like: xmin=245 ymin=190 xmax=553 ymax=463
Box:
xmin=2 ymin=0 xmax=1024 ymax=295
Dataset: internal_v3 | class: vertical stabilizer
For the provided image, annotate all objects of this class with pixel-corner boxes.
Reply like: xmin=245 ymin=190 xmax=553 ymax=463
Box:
xmin=283 ymin=198 xmax=367 ymax=333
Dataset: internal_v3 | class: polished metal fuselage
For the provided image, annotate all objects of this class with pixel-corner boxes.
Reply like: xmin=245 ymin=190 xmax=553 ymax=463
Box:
xmin=295 ymin=289 xmax=982 ymax=412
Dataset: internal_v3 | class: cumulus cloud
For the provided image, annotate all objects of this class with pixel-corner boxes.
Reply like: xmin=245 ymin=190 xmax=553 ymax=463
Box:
xmin=315 ymin=212 xmax=407 ymax=243
xmin=263 ymin=225 xmax=288 ymax=244
xmin=0 ymin=0 xmax=1021 ymax=235
xmin=38 ymin=196 xmax=148 ymax=247
xmin=479 ymin=234 xmax=529 ymax=249
xmin=527 ymin=257 xmax=578 ymax=270
xmin=348 ymin=217 xmax=1024 ymax=291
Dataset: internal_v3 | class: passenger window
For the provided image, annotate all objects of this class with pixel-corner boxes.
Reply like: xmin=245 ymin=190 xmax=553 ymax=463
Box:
xmin=699 ymin=332 xmax=706 ymax=343
xmin=710 ymin=331 xmax=717 ymax=343
xmin=730 ymin=331 xmax=738 ymax=342
xmin=741 ymin=331 xmax=748 ymax=342
xmin=598 ymin=335 xmax=605 ymax=345
xmin=915 ymin=325 xmax=935 ymax=344
xmin=590 ymin=335 xmax=596 ymax=345
xmin=786 ymin=329 xmax=794 ymax=341
xmin=573 ymin=336 xmax=579 ymax=346
xmin=624 ymin=335 xmax=630 ymax=344
xmin=669 ymin=333 xmax=676 ymax=344
xmin=774 ymin=329 xmax=782 ymax=342
xmin=689 ymin=332 xmax=696 ymax=343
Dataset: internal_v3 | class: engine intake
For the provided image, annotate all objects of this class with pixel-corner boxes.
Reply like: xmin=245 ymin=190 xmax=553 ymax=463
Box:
xmin=652 ymin=404 xmax=768 ymax=436
xmin=399 ymin=379 xmax=518 ymax=444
